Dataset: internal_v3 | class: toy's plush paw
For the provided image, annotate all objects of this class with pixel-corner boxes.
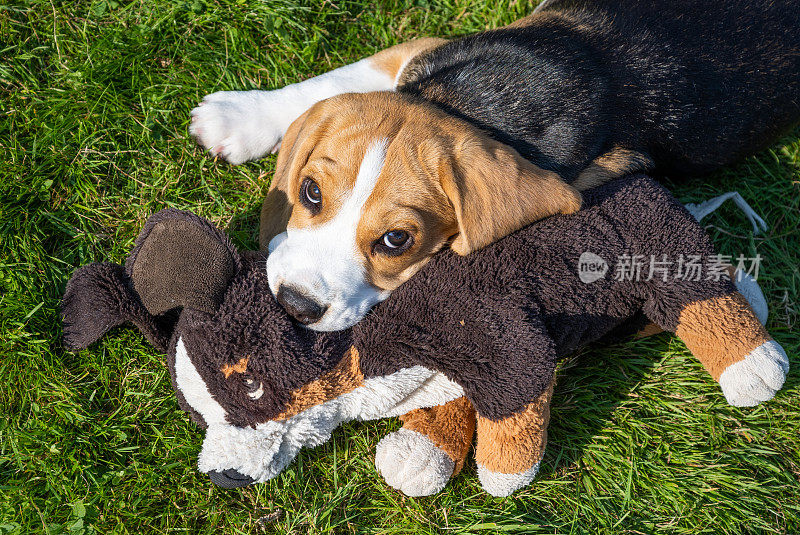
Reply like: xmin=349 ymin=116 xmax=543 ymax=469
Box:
xmin=719 ymin=340 xmax=789 ymax=407
xmin=476 ymin=463 xmax=540 ymax=497
xmin=189 ymin=90 xmax=289 ymax=164
xmin=375 ymin=428 xmax=454 ymax=497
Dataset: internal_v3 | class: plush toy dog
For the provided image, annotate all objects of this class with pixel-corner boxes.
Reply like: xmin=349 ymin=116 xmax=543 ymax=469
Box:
xmin=62 ymin=175 xmax=788 ymax=497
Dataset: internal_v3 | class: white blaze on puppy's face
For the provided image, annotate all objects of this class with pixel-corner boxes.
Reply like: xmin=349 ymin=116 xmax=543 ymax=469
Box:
xmin=266 ymin=139 xmax=392 ymax=331
xmin=263 ymin=96 xmax=461 ymax=331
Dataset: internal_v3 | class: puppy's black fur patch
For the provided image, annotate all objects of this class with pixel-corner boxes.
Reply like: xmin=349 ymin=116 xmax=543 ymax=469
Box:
xmin=399 ymin=0 xmax=800 ymax=182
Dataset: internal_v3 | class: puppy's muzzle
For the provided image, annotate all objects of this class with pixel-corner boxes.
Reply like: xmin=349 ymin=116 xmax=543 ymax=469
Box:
xmin=276 ymin=284 xmax=328 ymax=325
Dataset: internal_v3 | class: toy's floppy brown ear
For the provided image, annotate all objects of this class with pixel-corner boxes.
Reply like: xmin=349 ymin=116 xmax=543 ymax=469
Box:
xmin=62 ymin=209 xmax=242 ymax=352
xmin=125 ymin=209 xmax=242 ymax=316
xmin=62 ymin=262 xmax=175 ymax=351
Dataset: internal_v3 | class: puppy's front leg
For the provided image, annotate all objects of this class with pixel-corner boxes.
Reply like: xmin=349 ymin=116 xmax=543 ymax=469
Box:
xmin=190 ymin=38 xmax=445 ymax=165
xmin=375 ymin=396 xmax=475 ymax=497
xmin=475 ymin=375 xmax=555 ymax=497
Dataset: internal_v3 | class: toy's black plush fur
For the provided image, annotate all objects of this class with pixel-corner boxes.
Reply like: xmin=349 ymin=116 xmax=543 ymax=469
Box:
xmin=399 ymin=0 xmax=800 ymax=182
xmin=64 ymin=175 xmax=738 ymax=425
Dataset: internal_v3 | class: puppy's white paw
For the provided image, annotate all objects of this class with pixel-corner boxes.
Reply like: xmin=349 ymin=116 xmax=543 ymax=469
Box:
xmin=375 ymin=428 xmax=454 ymax=497
xmin=189 ymin=90 xmax=291 ymax=165
xmin=719 ymin=340 xmax=789 ymax=407
xmin=477 ymin=462 xmax=540 ymax=497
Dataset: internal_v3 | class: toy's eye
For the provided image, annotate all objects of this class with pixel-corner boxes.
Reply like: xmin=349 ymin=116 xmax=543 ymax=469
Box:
xmin=243 ymin=376 xmax=264 ymax=400
xmin=300 ymin=178 xmax=322 ymax=214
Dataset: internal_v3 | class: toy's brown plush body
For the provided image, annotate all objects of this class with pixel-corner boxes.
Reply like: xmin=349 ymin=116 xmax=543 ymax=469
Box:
xmin=62 ymin=175 xmax=788 ymax=497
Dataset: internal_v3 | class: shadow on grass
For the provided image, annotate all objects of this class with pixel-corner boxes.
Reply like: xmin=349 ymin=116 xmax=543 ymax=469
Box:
xmin=544 ymin=341 xmax=659 ymax=477
xmin=225 ymin=199 xmax=263 ymax=251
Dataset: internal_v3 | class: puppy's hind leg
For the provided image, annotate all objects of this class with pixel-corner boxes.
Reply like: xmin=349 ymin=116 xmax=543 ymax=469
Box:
xmin=571 ymin=148 xmax=654 ymax=191
xmin=190 ymin=38 xmax=445 ymax=165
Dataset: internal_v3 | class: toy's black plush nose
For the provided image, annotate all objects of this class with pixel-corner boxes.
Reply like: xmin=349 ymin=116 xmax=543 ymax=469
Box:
xmin=276 ymin=285 xmax=327 ymax=325
xmin=207 ymin=469 xmax=256 ymax=489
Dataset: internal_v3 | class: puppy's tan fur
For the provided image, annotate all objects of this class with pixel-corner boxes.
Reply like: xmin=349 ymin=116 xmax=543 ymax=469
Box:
xmin=370 ymin=38 xmax=447 ymax=83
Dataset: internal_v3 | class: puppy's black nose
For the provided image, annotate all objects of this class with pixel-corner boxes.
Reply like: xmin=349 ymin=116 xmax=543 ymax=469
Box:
xmin=276 ymin=285 xmax=327 ymax=325
xmin=207 ymin=469 xmax=255 ymax=489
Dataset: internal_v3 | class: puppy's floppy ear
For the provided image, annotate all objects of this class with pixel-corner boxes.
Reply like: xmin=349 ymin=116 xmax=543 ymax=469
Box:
xmin=260 ymin=105 xmax=334 ymax=248
xmin=279 ymin=105 xmax=336 ymax=203
xmin=432 ymin=131 xmax=582 ymax=255
xmin=125 ymin=209 xmax=242 ymax=316
xmin=260 ymin=107 xmax=314 ymax=249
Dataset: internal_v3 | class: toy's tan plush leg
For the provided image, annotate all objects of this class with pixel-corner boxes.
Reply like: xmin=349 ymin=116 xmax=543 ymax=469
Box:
xmin=635 ymin=266 xmax=769 ymax=338
xmin=475 ymin=374 xmax=555 ymax=497
xmin=676 ymin=292 xmax=788 ymax=407
xmin=375 ymin=397 xmax=475 ymax=497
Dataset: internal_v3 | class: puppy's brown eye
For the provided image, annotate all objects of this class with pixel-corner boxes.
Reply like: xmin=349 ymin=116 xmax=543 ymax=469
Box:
xmin=374 ymin=230 xmax=413 ymax=256
xmin=383 ymin=230 xmax=409 ymax=248
xmin=300 ymin=178 xmax=322 ymax=214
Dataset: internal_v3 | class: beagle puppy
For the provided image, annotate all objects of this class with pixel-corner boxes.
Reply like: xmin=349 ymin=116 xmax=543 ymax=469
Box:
xmin=190 ymin=0 xmax=800 ymax=330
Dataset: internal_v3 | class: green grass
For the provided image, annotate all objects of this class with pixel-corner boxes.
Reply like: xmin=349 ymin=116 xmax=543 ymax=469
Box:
xmin=1 ymin=0 xmax=799 ymax=532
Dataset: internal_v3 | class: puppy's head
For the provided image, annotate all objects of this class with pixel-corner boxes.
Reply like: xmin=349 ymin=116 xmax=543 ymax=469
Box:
xmin=266 ymin=92 xmax=581 ymax=331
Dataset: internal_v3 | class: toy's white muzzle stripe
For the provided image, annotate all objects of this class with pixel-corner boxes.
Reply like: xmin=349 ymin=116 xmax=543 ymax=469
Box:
xmin=175 ymin=337 xmax=227 ymax=426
